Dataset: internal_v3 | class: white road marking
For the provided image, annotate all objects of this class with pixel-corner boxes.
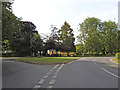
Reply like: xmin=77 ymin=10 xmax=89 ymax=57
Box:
xmin=54 ymin=72 xmax=58 ymax=75
xmin=52 ymin=75 xmax=57 ymax=79
xmin=47 ymin=85 xmax=53 ymax=88
xmin=33 ymin=64 xmax=65 ymax=88
xmin=58 ymin=64 xmax=64 ymax=70
xmin=68 ymin=61 xmax=73 ymax=64
xmin=37 ymin=79 xmax=45 ymax=84
xmin=33 ymin=85 xmax=41 ymax=88
xmin=49 ymin=79 xmax=55 ymax=85
xmin=52 ymin=64 xmax=59 ymax=69
xmin=42 ymin=75 xmax=48 ymax=79
xmin=56 ymin=69 xmax=60 ymax=72
xmin=93 ymin=59 xmax=120 ymax=79
xmin=101 ymin=68 xmax=120 ymax=79
xmin=47 ymin=72 xmax=51 ymax=75
xmin=68 ymin=58 xmax=84 ymax=64
xmin=109 ymin=59 xmax=119 ymax=65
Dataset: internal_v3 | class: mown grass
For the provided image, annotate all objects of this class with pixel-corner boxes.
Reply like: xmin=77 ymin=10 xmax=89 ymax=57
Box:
xmin=15 ymin=57 xmax=80 ymax=64
xmin=112 ymin=58 xmax=120 ymax=64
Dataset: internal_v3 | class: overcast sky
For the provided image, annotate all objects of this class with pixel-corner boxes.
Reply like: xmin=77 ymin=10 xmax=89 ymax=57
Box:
xmin=12 ymin=0 xmax=119 ymax=42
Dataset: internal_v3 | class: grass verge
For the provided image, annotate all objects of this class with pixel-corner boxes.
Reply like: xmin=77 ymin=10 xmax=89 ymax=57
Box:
xmin=112 ymin=58 xmax=120 ymax=64
xmin=15 ymin=57 xmax=80 ymax=64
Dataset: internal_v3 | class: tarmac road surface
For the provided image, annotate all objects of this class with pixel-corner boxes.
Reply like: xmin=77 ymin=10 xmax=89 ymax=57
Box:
xmin=2 ymin=57 xmax=120 ymax=88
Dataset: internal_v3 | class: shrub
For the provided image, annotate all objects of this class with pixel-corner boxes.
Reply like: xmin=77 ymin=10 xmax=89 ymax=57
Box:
xmin=115 ymin=52 xmax=120 ymax=60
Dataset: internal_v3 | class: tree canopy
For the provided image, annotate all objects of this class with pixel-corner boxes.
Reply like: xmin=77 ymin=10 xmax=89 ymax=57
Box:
xmin=77 ymin=17 xmax=118 ymax=56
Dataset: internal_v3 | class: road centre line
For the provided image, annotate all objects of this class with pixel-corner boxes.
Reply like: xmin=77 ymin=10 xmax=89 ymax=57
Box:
xmin=33 ymin=65 xmax=56 ymax=88
xmin=52 ymin=64 xmax=59 ymax=69
xmin=42 ymin=75 xmax=48 ymax=79
xmin=49 ymin=79 xmax=55 ymax=85
xmin=47 ymin=64 xmax=64 ymax=88
xmin=52 ymin=75 xmax=57 ymax=79
xmin=37 ymin=79 xmax=45 ymax=85
xmin=33 ymin=84 xmax=41 ymax=88
xmin=33 ymin=64 xmax=64 ymax=88
xmin=47 ymin=85 xmax=53 ymax=88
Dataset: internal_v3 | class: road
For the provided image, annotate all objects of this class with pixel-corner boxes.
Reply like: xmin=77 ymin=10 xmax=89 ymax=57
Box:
xmin=2 ymin=57 xmax=120 ymax=88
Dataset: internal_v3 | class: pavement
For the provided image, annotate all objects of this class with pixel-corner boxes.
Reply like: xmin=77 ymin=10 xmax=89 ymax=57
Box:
xmin=2 ymin=57 xmax=120 ymax=88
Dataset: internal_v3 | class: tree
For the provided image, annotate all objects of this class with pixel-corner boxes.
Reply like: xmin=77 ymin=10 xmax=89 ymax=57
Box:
xmin=100 ymin=21 xmax=117 ymax=54
xmin=2 ymin=0 xmax=22 ymax=56
xmin=31 ymin=33 xmax=43 ymax=56
xmin=77 ymin=17 xmax=118 ymax=56
xmin=43 ymin=25 xmax=59 ymax=55
xmin=58 ymin=21 xmax=76 ymax=52
xmin=77 ymin=17 xmax=101 ymax=55
xmin=76 ymin=44 xmax=84 ymax=56
xmin=18 ymin=21 xmax=38 ymax=56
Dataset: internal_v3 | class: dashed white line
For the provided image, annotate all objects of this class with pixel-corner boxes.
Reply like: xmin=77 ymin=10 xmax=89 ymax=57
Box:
xmin=52 ymin=64 xmax=59 ymax=69
xmin=54 ymin=72 xmax=58 ymax=75
xmin=33 ymin=64 xmax=64 ymax=89
xmin=37 ymin=79 xmax=45 ymax=85
xmin=47 ymin=72 xmax=51 ymax=75
xmin=52 ymin=75 xmax=57 ymax=79
xmin=33 ymin=84 xmax=41 ymax=88
xmin=42 ymin=75 xmax=48 ymax=79
xmin=56 ymin=69 xmax=60 ymax=72
xmin=49 ymin=79 xmax=55 ymax=85
xmin=58 ymin=64 xmax=64 ymax=70
xmin=47 ymin=85 xmax=53 ymax=88
xmin=101 ymin=68 xmax=120 ymax=79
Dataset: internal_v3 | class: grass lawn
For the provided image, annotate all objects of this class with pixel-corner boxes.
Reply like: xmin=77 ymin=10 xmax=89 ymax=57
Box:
xmin=112 ymin=58 xmax=120 ymax=64
xmin=15 ymin=57 xmax=81 ymax=64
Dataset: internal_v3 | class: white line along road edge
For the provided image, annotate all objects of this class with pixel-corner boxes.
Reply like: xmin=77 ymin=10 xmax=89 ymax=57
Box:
xmin=109 ymin=58 xmax=119 ymax=65
xmin=101 ymin=68 xmax=120 ymax=79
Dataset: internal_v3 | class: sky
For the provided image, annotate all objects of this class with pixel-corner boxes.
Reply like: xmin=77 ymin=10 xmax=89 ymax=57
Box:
xmin=12 ymin=0 xmax=119 ymax=43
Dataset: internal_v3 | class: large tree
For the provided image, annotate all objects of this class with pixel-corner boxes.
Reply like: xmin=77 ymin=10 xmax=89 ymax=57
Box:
xmin=18 ymin=21 xmax=38 ymax=56
xmin=58 ymin=21 xmax=76 ymax=52
xmin=2 ymin=0 xmax=22 ymax=55
xmin=31 ymin=33 xmax=43 ymax=56
xmin=100 ymin=21 xmax=118 ymax=54
xmin=77 ymin=17 xmax=118 ymax=56
xmin=78 ymin=17 xmax=101 ymax=55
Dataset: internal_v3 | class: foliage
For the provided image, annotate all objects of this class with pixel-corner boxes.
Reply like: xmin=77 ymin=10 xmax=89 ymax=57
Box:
xmin=2 ymin=40 xmax=9 ymax=51
xmin=77 ymin=17 xmax=118 ymax=56
xmin=2 ymin=0 xmax=22 ymax=56
xmin=115 ymin=52 xmax=120 ymax=60
xmin=58 ymin=21 xmax=76 ymax=52
xmin=100 ymin=21 xmax=118 ymax=54
xmin=76 ymin=44 xmax=84 ymax=55
xmin=31 ymin=33 xmax=43 ymax=55
xmin=2 ymin=1 xmax=42 ymax=57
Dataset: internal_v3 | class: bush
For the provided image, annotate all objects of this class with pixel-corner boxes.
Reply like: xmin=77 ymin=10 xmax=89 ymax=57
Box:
xmin=2 ymin=52 xmax=14 ymax=57
xmin=115 ymin=52 xmax=120 ymax=60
